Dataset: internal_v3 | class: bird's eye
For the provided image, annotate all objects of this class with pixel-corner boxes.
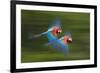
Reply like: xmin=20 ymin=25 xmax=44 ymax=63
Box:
xmin=56 ymin=30 xmax=59 ymax=33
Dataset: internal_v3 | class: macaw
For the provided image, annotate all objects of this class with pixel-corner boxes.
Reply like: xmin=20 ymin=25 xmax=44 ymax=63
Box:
xmin=46 ymin=32 xmax=72 ymax=54
xmin=29 ymin=18 xmax=62 ymax=40
xmin=29 ymin=18 xmax=72 ymax=54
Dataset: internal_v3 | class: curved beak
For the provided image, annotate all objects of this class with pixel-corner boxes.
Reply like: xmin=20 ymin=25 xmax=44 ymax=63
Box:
xmin=68 ymin=38 xmax=72 ymax=43
xmin=58 ymin=30 xmax=62 ymax=33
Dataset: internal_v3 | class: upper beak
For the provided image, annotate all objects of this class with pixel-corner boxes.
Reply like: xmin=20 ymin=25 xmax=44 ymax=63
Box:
xmin=58 ymin=30 xmax=62 ymax=33
xmin=68 ymin=38 xmax=72 ymax=43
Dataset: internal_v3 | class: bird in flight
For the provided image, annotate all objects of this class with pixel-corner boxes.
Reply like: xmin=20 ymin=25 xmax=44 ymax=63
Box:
xmin=29 ymin=18 xmax=72 ymax=54
xmin=29 ymin=18 xmax=61 ymax=38
xmin=46 ymin=32 xmax=72 ymax=54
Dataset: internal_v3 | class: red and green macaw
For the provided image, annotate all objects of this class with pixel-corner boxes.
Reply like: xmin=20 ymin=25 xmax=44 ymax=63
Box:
xmin=46 ymin=32 xmax=72 ymax=54
xmin=29 ymin=18 xmax=72 ymax=54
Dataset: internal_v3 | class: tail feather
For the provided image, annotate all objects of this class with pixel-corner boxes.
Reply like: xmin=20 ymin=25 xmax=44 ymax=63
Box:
xmin=28 ymin=32 xmax=47 ymax=39
xmin=28 ymin=33 xmax=42 ymax=39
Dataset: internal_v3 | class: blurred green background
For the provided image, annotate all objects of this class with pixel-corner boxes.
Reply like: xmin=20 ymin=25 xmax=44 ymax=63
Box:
xmin=21 ymin=10 xmax=90 ymax=63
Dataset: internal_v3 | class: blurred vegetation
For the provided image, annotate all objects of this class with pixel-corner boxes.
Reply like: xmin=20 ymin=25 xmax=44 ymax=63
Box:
xmin=21 ymin=10 xmax=90 ymax=63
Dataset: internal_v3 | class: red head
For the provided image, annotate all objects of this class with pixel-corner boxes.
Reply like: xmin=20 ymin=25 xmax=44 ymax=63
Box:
xmin=61 ymin=35 xmax=72 ymax=44
xmin=51 ymin=26 xmax=62 ymax=36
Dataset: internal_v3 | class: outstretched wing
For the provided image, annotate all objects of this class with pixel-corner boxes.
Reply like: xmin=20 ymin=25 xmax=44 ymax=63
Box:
xmin=45 ymin=38 xmax=69 ymax=54
xmin=49 ymin=17 xmax=62 ymax=30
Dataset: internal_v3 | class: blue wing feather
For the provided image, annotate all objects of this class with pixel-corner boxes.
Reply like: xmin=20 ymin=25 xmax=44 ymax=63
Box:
xmin=46 ymin=32 xmax=69 ymax=54
xmin=49 ymin=17 xmax=62 ymax=29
